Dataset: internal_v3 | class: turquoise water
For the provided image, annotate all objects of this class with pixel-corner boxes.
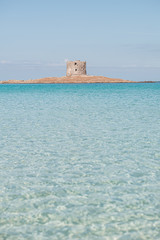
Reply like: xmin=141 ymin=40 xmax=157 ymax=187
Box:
xmin=0 ymin=83 xmax=160 ymax=240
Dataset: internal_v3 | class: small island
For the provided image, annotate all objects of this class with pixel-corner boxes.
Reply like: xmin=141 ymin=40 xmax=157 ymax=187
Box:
xmin=0 ymin=60 xmax=156 ymax=84
xmin=0 ymin=75 xmax=136 ymax=84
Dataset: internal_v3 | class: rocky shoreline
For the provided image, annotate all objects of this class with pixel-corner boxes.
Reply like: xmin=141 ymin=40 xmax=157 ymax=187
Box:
xmin=0 ymin=75 xmax=156 ymax=84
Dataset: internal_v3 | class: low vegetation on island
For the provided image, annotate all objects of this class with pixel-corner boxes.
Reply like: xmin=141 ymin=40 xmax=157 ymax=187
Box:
xmin=0 ymin=75 xmax=136 ymax=84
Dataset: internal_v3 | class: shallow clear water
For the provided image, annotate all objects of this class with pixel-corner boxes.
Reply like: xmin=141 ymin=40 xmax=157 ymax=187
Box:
xmin=0 ymin=83 xmax=160 ymax=240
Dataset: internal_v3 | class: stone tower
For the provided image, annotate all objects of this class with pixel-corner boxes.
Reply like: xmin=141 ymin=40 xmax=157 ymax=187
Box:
xmin=66 ymin=60 xmax=86 ymax=76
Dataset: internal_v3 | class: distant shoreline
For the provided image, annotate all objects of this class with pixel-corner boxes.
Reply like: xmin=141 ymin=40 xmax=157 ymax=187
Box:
xmin=0 ymin=75 xmax=157 ymax=84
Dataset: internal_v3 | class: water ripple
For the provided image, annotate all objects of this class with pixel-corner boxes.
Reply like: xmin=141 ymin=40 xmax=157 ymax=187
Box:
xmin=0 ymin=84 xmax=160 ymax=239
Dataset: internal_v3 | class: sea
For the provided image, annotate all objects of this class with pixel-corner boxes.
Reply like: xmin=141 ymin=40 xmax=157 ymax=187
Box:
xmin=0 ymin=83 xmax=160 ymax=240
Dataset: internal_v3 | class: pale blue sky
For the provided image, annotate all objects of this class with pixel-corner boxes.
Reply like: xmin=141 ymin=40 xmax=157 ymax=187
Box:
xmin=0 ymin=0 xmax=160 ymax=81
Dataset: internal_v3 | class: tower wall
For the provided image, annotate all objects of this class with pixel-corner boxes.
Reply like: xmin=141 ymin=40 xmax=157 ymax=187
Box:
xmin=66 ymin=60 xmax=86 ymax=76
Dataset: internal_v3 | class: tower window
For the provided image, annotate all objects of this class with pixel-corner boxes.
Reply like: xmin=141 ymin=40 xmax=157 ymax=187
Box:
xmin=75 ymin=69 xmax=77 ymax=71
xmin=75 ymin=63 xmax=77 ymax=65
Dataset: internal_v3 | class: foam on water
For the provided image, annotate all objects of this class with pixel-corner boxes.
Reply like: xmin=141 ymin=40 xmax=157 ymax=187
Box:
xmin=0 ymin=83 xmax=160 ymax=239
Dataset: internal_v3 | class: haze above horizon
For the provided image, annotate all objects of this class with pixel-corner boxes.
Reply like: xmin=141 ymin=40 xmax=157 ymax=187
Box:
xmin=0 ymin=0 xmax=160 ymax=81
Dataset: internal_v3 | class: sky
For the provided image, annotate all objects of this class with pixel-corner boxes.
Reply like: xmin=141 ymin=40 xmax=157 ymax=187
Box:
xmin=0 ymin=0 xmax=160 ymax=81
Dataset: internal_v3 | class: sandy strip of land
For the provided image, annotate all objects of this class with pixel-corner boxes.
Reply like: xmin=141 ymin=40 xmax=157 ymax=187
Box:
xmin=0 ymin=75 xmax=136 ymax=84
